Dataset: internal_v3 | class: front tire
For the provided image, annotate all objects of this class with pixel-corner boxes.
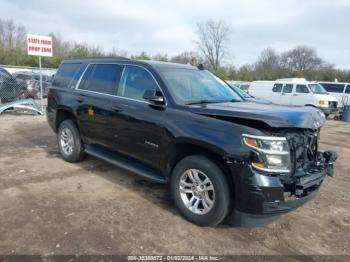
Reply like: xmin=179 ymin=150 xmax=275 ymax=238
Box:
xmin=57 ymin=119 xmax=86 ymax=162
xmin=171 ymin=155 xmax=230 ymax=226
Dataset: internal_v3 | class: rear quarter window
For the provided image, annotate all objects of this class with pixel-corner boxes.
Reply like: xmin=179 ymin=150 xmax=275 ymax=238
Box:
xmin=320 ymin=83 xmax=345 ymax=93
xmin=53 ymin=63 xmax=82 ymax=88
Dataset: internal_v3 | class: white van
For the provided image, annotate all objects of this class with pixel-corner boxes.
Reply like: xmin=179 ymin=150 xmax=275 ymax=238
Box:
xmin=249 ymin=78 xmax=338 ymax=116
xmin=318 ymin=82 xmax=350 ymax=107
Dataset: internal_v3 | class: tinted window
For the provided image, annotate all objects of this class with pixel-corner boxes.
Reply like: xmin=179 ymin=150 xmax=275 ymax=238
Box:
xmin=345 ymin=85 xmax=350 ymax=94
xmin=283 ymin=84 xmax=293 ymax=93
xmin=0 ymin=68 xmax=12 ymax=78
xmin=53 ymin=63 xmax=82 ymax=87
xmin=272 ymin=83 xmax=282 ymax=92
xmin=320 ymin=83 xmax=345 ymax=93
xmin=118 ymin=65 xmax=158 ymax=101
xmin=80 ymin=64 xmax=124 ymax=95
xmin=296 ymin=84 xmax=309 ymax=93
xmin=15 ymin=74 xmax=32 ymax=80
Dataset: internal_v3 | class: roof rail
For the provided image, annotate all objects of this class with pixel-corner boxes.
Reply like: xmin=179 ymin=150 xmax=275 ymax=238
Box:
xmin=276 ymin=78 xmax=307 ymax=82
xmin=67 ymin=56 xmax=130 ymax=60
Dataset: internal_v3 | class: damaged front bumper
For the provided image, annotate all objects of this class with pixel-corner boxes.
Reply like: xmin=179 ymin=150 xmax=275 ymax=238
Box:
xmin=229 ymin=150 xmax=337 ymax=227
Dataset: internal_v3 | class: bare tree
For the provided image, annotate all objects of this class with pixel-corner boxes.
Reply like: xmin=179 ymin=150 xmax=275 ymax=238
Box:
xmin=170 ymin=51 xmax=198 ymax=65
xmin=195 ymin=20 xmax=231 ymax=70
xmin=5 ymin=19 xmax=15 ymax=49
xmin=255 ymin=48 xmax=280 ymax=71
xmin=280 ymin=45 xmax=325 ymax=72
xmin=108 ymin=47 xmax=128 ymax=57
xmin=14 ymin=24 xmax=26 ymax=50
xmin=152 ymin=53 xmax=168 ymax=62
xmin=0 ymin=18 xmax=4 ymax=48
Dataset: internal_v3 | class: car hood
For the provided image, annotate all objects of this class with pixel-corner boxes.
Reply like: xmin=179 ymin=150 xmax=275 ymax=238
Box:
xmin=314 ymin=93 xmax=338 ymax=102
xmin=244 ymin=97 xmax=272 ymax=105
xmin=189 ymin=101 xmax=326 ymax=129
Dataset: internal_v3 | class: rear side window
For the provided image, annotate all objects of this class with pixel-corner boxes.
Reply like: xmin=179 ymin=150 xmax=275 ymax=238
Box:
xmin=345 ymin=85 xmax=350 ymax=94
xmin=53 ymin=63 xmax=81 ymax=87
xmin=283 ymin=84 xmax=293 ymax=93
xmin=272 ymin=83 xmax=282 ymax=92
xmin=79 ymin=64 xmax=124 ymax=95
xmin=320 ymin=83 xmax=345 ymax=93
xmin=296 ymin=85 xmax=309 ymax=93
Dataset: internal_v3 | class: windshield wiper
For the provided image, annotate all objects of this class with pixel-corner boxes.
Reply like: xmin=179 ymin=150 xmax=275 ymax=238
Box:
xmin=186 ymin=99 xmax=240 ymax=105
xmin=185 ymin=100 xmax=226 ymax=105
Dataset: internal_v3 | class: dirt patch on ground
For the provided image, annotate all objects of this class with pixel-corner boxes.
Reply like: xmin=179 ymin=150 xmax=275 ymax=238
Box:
xmin=0 ymin=114 xmax=349 ymax=255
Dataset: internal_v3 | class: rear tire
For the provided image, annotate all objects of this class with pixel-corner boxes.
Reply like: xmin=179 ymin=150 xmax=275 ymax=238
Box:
xmin=57 ymin=119 xmax=86 ymax=163
xmin=171 ymin=155 xmax=230 ymax=226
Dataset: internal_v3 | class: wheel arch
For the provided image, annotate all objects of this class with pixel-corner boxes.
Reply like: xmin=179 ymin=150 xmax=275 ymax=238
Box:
xmin=55 ymin=107 xmax=78 ymax=131
xmin=165 ymin=140 xmax=234 ymax=195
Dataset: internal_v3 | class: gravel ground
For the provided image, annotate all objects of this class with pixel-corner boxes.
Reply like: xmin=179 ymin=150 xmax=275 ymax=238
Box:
xmin=0 ymin=114 xmax=349 ymax=256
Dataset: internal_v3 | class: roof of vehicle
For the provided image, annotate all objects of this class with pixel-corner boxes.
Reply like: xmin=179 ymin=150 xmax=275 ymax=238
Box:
xmin=61 ymin=57 xmax=197 ymax=70
xmin=318 ymin=81 xmax=350 ymax=85
xmin=12 ymin=71 xmax=38 ymax=75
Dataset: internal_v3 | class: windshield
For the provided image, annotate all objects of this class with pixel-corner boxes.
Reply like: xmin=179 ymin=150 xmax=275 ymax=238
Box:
xmin=158 ymin=68 xmax=242 ymax=105
xmin=231 ymin=85 xmax=251 ymax=98
xmin=309 ymin=83 xmax=327 ymax=94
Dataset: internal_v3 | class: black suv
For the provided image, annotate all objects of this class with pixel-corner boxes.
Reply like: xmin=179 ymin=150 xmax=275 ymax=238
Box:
xmin=47 ymin=57 xmax=337 ymax=227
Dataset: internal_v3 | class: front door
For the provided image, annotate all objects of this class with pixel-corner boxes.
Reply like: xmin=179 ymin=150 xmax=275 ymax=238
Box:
xmin=113 ymin=65 xmax=167 ymax=169
xmin=280 ymin=84 xmax=293 ymax=106
xmin=293 ymin=84 xmax=311 ymax=106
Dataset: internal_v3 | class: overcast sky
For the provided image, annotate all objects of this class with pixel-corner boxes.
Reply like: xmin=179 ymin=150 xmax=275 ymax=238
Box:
xmin=1 ymin=0 xmax=350 ymax=69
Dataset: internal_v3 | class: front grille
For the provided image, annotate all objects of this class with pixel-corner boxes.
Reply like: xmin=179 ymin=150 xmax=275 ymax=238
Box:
xmin=329 ymin=101 xmax=338 ymax=108
xmin=283 ymin=130 xmax=320 ymax=173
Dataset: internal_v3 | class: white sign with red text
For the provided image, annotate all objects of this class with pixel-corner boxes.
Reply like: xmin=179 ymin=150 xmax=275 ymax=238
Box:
xmin=27 ymin=34 xmax=53 ymax=57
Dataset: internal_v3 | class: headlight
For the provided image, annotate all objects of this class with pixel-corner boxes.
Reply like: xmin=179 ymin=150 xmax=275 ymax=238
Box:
xmin=243 ymin=134 xmax=291 ymax=173
xmin=319 ymin=100 xmax=328 ymax=106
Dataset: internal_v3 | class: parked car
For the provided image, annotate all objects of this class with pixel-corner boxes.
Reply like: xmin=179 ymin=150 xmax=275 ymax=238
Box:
xmin=318 ymin=82 xmax=350 ymax=107
xmin=47 ymin=58 xmax=337 ymax=227
xmin=0 ymin=67 xmax=25 ymax=103
xmin=12 ymin=71 xmax=52 ymax=98
xmin=249 ymin=78 xmax=338 ymax=117
xmin=226 ymin=81 xmax=272 ymax=104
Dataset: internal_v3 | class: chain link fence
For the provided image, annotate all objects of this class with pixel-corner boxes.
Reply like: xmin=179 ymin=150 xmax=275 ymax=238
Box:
xmin=0 ymin=65 xmax=57 ymax=114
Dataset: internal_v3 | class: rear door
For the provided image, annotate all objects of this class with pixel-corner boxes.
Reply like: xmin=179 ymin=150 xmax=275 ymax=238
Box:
xmin=76 ymin=63 xmax=125 ymax=148
xmin=293 ymin=84 xmax=311 ymax=106
xmin=280 ymin=84 xmax=293 ymax=105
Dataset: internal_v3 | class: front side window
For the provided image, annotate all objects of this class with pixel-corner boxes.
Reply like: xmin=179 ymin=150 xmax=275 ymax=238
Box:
xmin=309 ymin=83 xmax=327 ymax=94
xmin=345 ymin=85 xmax=350 ymax=94
xmin=283 ymin=84 xmax=293 ymax=93
xmin=118 ymin=65 xmax=158 ymax=101
xmin=272 ymin=84 xmax=283 ymax=92
xmin=158 ymin=68 xmax=242 ymax=105
xmin=80 ymin=64 xmax=124 ymax=95
xmin=296 ymin=84 xmax=309 ymax=93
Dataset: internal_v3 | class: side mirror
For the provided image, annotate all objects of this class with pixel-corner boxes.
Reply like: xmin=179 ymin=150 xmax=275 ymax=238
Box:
xmin=143 ymin=89 xmax=165 ymax=106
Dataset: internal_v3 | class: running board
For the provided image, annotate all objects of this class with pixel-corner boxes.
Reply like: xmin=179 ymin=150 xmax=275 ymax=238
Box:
xmin=84 ymin=145 xmax=167 ymax=184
